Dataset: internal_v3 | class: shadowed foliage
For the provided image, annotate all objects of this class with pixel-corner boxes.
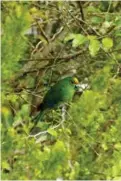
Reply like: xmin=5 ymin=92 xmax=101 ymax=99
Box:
xmin=1 ymin=1 xmax=121 ymax=180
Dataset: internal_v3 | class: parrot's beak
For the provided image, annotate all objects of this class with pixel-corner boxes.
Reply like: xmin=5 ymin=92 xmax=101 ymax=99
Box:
xmin=73 ymin=77 xmax=79 ymax=84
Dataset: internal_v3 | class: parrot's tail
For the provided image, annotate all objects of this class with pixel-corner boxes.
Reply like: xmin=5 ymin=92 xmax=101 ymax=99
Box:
xmin=30 ymin=111 xmax=45 ymax=133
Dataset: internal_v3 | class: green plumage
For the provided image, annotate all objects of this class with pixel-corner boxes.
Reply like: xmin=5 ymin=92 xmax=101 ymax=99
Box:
xmin=32 ymin=76 xmax=79 ymax=126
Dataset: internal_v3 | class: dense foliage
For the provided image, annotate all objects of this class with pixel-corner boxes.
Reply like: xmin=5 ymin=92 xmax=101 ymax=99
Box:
xmin=1 ymin=1 xmax=121 ymax=180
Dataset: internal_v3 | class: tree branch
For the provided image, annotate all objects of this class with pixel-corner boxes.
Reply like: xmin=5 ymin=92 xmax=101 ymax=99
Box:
xmin=77 ymin=1 xmax=85 ymax=22
xmin=21 ymin=48 xmax=87 ymax=62
xmin=28 ymin=106 xmax=66 ymax=143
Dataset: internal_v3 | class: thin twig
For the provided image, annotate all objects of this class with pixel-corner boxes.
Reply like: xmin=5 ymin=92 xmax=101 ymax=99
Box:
xmin=51 ymin=26 xmax=64 ymax=41
xmin=21 ymin=48 xmax=87 ymax=62
xmin=19 ymin=94 xmax=37 ymax=108
xmin=67 ymin=9 xmax=88 ymax=35
xmin=36 ymin=19 xmax=49 ymax=43
xmin=77 ymin=1 xmax=84 ymax=22
xmin=24 ymin=89 xmax=43 ymax=98
xmin=29 ymin=117 xmax=65 ymax=139
xmin=68 ymin=9 xmax=101 ymax=37
xmin=31 ymin=41 xmax=43 ymax=58
xmin=48 ymin=43 xmax=67 ymax=84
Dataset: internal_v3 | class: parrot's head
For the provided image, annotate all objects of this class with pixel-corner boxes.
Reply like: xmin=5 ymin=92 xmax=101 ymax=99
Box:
xmin=71 ymin=77 xmax=90 ymax=93
xmin=66 ymin=76 xmax=79 ymax=91
xmin=70 ymin=77 xmax=80 ymax=92
xmin=62 ymin=76 xmax=79 ymax=90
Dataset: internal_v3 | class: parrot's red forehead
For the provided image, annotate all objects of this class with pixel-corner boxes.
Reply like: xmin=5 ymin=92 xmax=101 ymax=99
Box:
xmin=72 ymin=77 xmax=79 ymax=84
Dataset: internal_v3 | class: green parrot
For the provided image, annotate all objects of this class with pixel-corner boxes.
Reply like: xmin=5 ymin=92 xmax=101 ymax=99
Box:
xmin=31 ymin=76 xmax=79 ymax=128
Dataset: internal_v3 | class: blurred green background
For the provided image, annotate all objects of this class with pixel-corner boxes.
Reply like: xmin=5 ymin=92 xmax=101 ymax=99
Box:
xmin=1 ymin=1 xmax=121 ymax=180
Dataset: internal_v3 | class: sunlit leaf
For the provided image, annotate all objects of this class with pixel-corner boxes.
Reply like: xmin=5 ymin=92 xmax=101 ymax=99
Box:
xmin=48 ymin=128 xmax=57 ymax=137
xmin=72 ymin=34 xmax=87 ymax=48
xmin=88 ymin=37 xmax=100 ymax=56
xmin=102 ymin=37 xmax=113 ymax=51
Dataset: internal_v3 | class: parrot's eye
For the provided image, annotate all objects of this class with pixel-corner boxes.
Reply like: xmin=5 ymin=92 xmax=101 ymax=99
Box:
xmin=74 ymin=85 xmax=80 ymax=92
xmin=71 ymin=77 xmax=79 ymax=84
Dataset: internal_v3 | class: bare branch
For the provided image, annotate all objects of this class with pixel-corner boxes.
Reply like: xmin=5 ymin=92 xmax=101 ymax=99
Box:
xmin=77 ymin=1 xmax=85 ymax=22
xmin=28 ymin=108 xmax=66 ymax=142
xmin=21 ymin=48 xmax=87 ymax=62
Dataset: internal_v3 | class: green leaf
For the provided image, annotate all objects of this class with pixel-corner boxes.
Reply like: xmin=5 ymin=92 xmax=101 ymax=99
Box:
xmin=114 ymin=17 xmax=121 ymax=26
xmin=102 ymin=37 xmax=113 ymax=51
xmin=64 ymin=33 xmax=75 ymax=42
xmin=87 ymin=6 xmax=100 ymax=13
xmin=115 ymin=30 xmax=121 ymax=37
xmin=91 ymin=16 xmax=103 ymax=24
xmin=89 ymin=38 xmax=100 ymax=56
xmin=72 ymin=34 xmax=87 ymax=48
xmin=64 ymin=33 xmax=87 ymax=47
xmin=47 ymin=128 xmax=57 ymax=137
xmin=2 ymin=161 xmax=11 ymax=170
xmin=88 ymin=35 xmax=97 ymax=40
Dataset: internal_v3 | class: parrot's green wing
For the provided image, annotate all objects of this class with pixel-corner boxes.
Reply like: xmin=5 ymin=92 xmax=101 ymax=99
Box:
xmin=41 ymin=77 xmax=79 ymax=110
xmin=31 ymin=76 xmax=79 ymax=127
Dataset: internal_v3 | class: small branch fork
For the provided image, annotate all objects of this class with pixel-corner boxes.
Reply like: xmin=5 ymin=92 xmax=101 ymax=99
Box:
xmin=28 ymin=105 xmax=66 ymax=143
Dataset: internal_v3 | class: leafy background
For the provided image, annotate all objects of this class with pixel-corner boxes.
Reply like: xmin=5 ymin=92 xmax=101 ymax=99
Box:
xmin=1 ymin=1 xmax=121 ymax=180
